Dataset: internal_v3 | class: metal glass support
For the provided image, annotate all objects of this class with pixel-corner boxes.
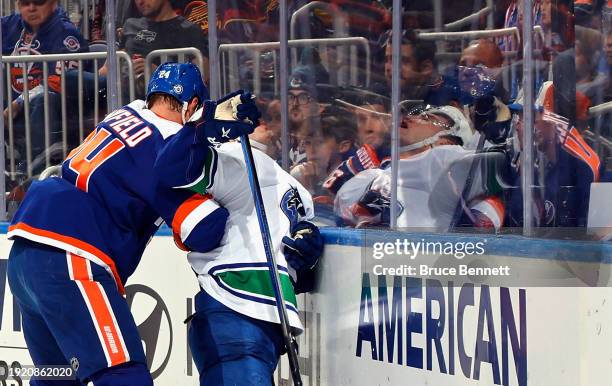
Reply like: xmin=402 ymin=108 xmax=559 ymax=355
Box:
xmin=0 ymin=25 xmax=6 ymax=220
xmin=105 ymin=0 xmax=119 ymax=111
xmin=522 ymin=0 xmax=535 ymax=236
xmin=390 ymin=0 xmax=401 ymax=229
xmin=208 ymin=0 xmax=219 ymax=99
xmin=280 ymin=0 xmax=289 ymax=171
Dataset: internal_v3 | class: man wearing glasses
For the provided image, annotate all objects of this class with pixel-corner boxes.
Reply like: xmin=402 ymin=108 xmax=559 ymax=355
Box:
xmin=2 ymin=0 xmax=88 ymax=174
xmin=287 ymin=69 xmax=325 ymax=166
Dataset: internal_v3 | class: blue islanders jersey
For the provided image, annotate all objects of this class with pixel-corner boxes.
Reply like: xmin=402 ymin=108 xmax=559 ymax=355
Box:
xmin=2 ymin=8 xmax=89 ymax=99
xmin=506 ymin=126 xmax=601 ymax=227
xmin=8 ymin=101 xmax=228 ymax=293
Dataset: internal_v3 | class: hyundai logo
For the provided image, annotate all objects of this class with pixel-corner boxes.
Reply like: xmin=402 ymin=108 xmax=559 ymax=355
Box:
xmin=125 ymin=284 xmax=173 ymax=379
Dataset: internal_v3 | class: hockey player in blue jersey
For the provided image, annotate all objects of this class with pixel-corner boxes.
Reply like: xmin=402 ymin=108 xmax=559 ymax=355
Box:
xmin=6 ymin=62 xmax=260 ymax=385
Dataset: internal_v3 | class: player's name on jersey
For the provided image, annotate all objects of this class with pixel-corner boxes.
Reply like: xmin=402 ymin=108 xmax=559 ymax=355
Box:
xmin=102 ymin=108 xmax=153 ymax=147
xmin=372 ymin=263 xmax=511 ymax=277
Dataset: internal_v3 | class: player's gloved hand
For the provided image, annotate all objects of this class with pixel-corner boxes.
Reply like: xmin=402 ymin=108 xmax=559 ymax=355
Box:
xmin=190 ymin=90 xmax=260 ymax=145
xmin=345 ymin=173 xmax=392 ymax=227
xmin=356 ymin=190 xmax=391 ymax=226
xmin=473 ymin=95 xmax=511 ymax=144
xmin=282 ymin=221 xmax=323 ymax=272
xmin=231 ymin=92 xmax=261 ymax=127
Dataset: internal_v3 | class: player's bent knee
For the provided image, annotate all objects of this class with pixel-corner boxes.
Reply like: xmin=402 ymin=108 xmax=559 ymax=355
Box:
xmin=89 ymin=362 xmax=153 ymax=386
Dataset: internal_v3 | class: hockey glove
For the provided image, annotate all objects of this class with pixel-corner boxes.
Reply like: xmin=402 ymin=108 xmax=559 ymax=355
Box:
xmin=341 ymin=173 xmax=394 ymax=227
xmin=282 ymin=221 xmax=323 ymax=272
xmin=473 ymin=95 xmax=511 ymax=144
xmin=191 ymin=90 xmax=261 ymax=146
xmin=347 ymin=180 xmax=391 ymax=226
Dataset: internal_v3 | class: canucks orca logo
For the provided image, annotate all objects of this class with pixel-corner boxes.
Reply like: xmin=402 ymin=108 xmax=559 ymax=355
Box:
xmin=280 ymin=187 xmax=305 ymax=227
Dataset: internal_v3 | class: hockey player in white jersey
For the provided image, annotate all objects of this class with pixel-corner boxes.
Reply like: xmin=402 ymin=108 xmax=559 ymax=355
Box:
xmin=155 ymin=118 xmax=324 ymax=385
xmin=333 ymin=104 xmax=507 ymax=230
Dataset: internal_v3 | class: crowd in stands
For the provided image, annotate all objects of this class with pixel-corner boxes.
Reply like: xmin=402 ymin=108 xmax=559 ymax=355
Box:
xmin=2 ymin=0 xmax=611 ymax=235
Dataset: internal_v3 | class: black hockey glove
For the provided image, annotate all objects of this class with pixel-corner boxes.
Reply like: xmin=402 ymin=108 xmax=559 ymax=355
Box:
xmin=282 ymin=221 xmax=323 ymax=272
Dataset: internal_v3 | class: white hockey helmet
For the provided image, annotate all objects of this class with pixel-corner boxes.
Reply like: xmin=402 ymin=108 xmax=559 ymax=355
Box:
xmin=400 ymin=104 xmax=474 ymax=152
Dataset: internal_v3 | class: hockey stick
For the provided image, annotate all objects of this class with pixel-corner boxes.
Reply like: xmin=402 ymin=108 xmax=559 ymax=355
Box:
xmin=239 ymin=134 xmax=303 ymax=386
xmin=448 ymin=134 xmax=487 ymax=230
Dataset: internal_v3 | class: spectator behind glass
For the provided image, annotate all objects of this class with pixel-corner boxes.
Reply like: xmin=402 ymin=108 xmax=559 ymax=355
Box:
xmin=291 ymin=106 xmax=358 ymax=199
xmin=2 ymin=0 xmax=88 ymax=175
xmin=501 ymin=0 xmax=569 ymax=54
xmin=355 ymin=97 xmax=390 ymax=150
xmin=542 ymin=49 xmax=595 ymax=131
xmin=177 ymin=0 xmax=280 ymax=43
xmin=115 ymin=0 xmax=142 ymax=35
xmin=497 ymin=0 xmax=542 ymax=102
xmin=536 ymin=0 xmax=570 ymax=55
xmin=287 ymin=64 xmax=330 ymax=166
xmin=506 ymin=81 xmax=602 ymax=228
xmin=381 ymin=29 xmax=452 ymax=104
xmin=575 ymin=26 xmax=609 ymax=105
xmin=455 ymin=39 xmax=512 ymax=148
xmin=322 ymin=87 xmax=391 ymax=196
xmin=249 ymin=99 xmax=282 ymax=161
xmin=336 ymin=86 xmax=391 ymax=150
xmin=91 ymin=0 xmax=209 ymax=99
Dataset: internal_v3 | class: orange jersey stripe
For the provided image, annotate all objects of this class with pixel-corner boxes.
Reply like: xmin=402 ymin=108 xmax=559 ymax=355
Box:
xmin=48 ymin=74 xmax=62 ymax=94
xmin=70 ymin=253 xmax=91 ymax=280
xmin=171 ymin=193 xmax=211 ymax=242
xmin=173 ymin=233 xmax=189 ymax=251
xmin=484 ymin=196 xmax=506 ymax=219
xmin=8 ymin=222 xmax=125 ymax=294
xmin=563 ymin=127 xmax=601 ymax=182
xmin=67 ymin=130 xmax=96 ymax=159
xmin=70 ymin=254 xmax=128 ymax=366
xmin=67 ymin=129 xmax=125 ymax=192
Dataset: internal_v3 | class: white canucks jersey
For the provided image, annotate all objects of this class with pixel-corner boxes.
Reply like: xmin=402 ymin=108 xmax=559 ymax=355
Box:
xmin=182 ymin=142 xmax=314 ymax=332
xmin=335 ymin=145 xmax=483 ymax=230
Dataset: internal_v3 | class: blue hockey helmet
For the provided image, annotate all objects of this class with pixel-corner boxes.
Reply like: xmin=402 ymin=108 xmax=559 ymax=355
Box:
xmin=146 ymin=62 xmax=209 ymax=106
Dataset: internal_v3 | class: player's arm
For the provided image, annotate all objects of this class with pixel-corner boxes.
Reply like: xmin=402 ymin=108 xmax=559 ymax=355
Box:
xmin=574 ymin=160 xmax=598 ymax=227
xmin=323 ymin=144 xmax=389 ymax=195
xmin=154 ymin=186 xmax=229 ymax=253
xmin=276 ymin=174 xmax=323 ymax=293
xmin=154 ymin=123 xmax=211 ymax=190
xmin=154 ymin=90 xmax=260 ymax=189
xmin=333 ymin=169 xmax=387 ymax=227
